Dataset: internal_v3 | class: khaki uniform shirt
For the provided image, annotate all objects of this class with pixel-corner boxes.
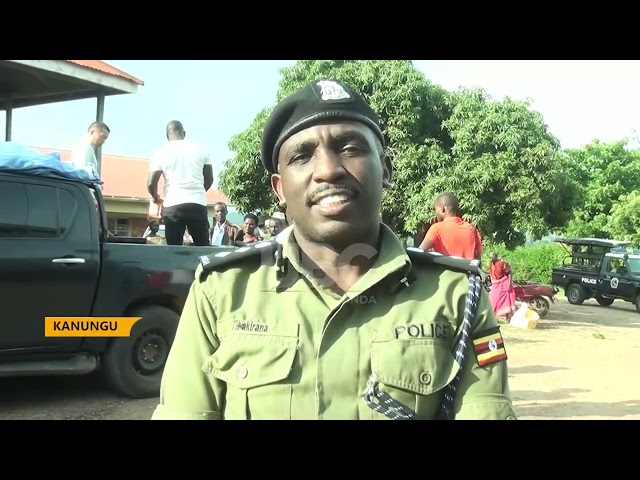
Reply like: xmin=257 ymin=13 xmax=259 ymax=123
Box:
xmin=152 ymin=224 xmax=517 ymax=420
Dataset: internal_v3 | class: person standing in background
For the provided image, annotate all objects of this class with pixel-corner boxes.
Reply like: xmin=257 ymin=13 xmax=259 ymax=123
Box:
xmin=71 ymin=121 xmax=110 ymax=180
xmin=235 ymin=213 xmax=262 ymax=244
xmin=489 ymin=252 xmax=511 ymax=281
xmin=488 ymin=252 xmax=516 ymax=321
xmin=144 ymin=220 xmax=166 ymax=245
xmin=148 ymin=120 xmax=213 ymax=246
xmin=271 ymin=211 xmax=289 ymax=229
xmin=209 ymin=202 xmax=240 ymax=246
xmin=418 ymin=192 xmax=483 ymax=262
xmin=263 ymin=217 xmax=283 ymax=239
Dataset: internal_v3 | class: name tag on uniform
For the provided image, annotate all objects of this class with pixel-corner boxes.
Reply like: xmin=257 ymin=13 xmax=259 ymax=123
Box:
xmin=216 ymin=318 xmax=299 ymax=339
xmin=232 ymin=320 xmax=269 ymax=333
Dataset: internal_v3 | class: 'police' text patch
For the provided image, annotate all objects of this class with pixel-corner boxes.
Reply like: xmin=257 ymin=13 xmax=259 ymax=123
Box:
xmin=472 ymin=326 xmax=507 ymax=367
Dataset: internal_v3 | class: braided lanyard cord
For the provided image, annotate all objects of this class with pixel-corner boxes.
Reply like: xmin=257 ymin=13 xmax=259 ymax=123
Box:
xmin=363 ymin=376 xmax=416 ymax=420
xmin=437 ymin=273 xmax=483 ymax=420
xmin=362 ymin=272 xmax=483 ymax=420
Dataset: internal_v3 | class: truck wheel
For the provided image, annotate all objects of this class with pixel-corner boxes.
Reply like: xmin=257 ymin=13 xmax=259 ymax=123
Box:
xmin=596 ymin=295 xmax=615 ymax=307
xmin=566 ymin=284 xmax=586 ymax=305
xmin=636 ymin=295 xmax=640 ymax=314
xmin=102 ymin=305 xmax=179 ymax=399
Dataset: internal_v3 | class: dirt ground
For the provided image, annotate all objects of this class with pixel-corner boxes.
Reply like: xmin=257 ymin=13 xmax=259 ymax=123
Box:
xmin=1 ymin=296 xmax=638 ymax=420
xmin=503 ymin=297 xmax=640 ymax=420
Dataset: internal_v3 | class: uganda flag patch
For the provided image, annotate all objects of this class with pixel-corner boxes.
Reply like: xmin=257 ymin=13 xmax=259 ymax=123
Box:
xmin=472 ymin=326 xmax=507 ymax=367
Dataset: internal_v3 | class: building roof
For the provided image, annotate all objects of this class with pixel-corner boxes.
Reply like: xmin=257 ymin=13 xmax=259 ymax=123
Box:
xmin=65 ymin=61 xmax=144 ymax=86
xmin=0 ymin=60 xmax=143 ymax=110
xmin=33 ymin=146 xmax=229 ymax=205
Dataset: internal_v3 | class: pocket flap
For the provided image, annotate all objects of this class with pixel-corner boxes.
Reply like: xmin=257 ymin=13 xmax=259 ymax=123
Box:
xmin=202 ymin=333 xmax=298 ymax=389
xmin=371 ymin=339 xmax=460 ymax=396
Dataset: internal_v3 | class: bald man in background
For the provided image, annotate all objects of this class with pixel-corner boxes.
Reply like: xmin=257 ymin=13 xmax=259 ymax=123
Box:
xmin=148 ymin=120 xmax=213 ymax=246
xmin=419 ymin=193 xmax=483 ymax=262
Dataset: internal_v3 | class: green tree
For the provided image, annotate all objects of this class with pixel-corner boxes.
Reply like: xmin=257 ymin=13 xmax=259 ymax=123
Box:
xmin=218 ymin=108 xmax=276 ymax=215
xmin=562 ymin=139 xmax=640 ymax=238
xmin=219 ymin=60 xmax=452 ymax=224
xmin=406 ymin=88 xmax=577 ymax=248
xmin=605 ymin=190 xmax=640 ymax=245
xmin=219 ymin=60 xmax=577 ymax=249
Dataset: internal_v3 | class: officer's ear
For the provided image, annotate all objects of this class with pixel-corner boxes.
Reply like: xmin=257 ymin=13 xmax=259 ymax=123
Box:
xmin=381 ymin=150 xmax=393 ymax=189
xmin=271 ymin=173 xmax=287 ymax=208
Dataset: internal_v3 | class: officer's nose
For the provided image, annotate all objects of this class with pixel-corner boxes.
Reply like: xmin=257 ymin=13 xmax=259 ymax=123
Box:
xmin=311 ymin=146 xmax=347 ymax=184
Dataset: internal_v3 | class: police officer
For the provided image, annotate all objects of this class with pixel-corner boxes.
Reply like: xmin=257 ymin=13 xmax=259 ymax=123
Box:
xmin=151 ymin=78 xmax=517 ymax=420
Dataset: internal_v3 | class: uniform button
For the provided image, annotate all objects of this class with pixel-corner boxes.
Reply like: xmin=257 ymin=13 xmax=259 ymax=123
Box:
xmin=236 ymin=367 xmax=248 ymax=379
xmin=419 ymin=371 xmax=432 ymax=385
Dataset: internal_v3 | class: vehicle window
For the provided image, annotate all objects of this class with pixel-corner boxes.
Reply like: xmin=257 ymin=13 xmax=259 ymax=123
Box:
xmin=59 ymin=188 xmax=77 ymax=235
xmin=0 ymin=181 xmax=58 ymax=238
xmin=27 ymin=185 xmax=58 ymax=237
xmin=0 ymin=181 xmax=29 ymax=238
xmin=627 ymin=258 xmax=640 ymax=275
xmin=606 ymin=257 xmax=626 ymax=275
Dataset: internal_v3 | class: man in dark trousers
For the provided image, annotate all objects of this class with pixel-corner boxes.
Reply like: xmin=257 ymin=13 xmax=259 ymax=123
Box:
xmin=148 ymin=120 xmax=213 ymax=246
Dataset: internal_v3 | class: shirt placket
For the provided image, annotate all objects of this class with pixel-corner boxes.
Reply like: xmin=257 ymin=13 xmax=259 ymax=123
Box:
xmin=315 ymin=295 xmax=354 ymax=419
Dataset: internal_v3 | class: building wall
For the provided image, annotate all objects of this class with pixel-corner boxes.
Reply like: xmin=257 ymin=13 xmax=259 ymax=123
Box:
xmin=104 ymin=198 xmax=244 ymax=237
xmin=104 ymin=197 xmax=234 ymax=222
xmin=107 ymin=215 xmax=148 ymax=237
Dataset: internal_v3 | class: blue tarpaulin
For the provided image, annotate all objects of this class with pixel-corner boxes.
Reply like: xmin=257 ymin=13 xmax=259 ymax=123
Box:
xmin=0 ymin=141 xmax=102 ymax=185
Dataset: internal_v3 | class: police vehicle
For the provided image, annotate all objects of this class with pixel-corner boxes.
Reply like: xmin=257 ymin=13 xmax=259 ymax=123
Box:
xmin=551 ymin=237 xmax=640 ymax=313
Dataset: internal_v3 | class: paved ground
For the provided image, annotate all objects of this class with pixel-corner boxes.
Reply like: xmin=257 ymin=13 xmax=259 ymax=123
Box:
xmin=1 ymin=297 xmax=638 ymax=420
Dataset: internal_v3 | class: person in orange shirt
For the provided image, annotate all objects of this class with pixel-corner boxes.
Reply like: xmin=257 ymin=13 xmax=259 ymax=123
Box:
xmin=418 ymin=193 xmax=483 ymax=261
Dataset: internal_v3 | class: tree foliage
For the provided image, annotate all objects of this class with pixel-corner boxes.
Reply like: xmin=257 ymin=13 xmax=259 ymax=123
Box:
xmin=605 ymin=190 xmax=640 ymax=245
xmin=219 ymin=60 xmax=580 ymax=249
xmin=561 ymin=139 xmax=640 ymax=240
xmin=218 ymin=108 xmax=276 ymax=214
xmin=407 ymin=88 xmax=577 ymax=248
xmin=486 ymin=242 xmax=567 ymax=284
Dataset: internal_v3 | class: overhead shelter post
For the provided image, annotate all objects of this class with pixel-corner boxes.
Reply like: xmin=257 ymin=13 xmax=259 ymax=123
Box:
xmin=0 ymin=60 xmax=144 ymax=176
xmin=4 ymin=99 xmax=11 ymax=141
xmin=95 ymin=92 xmax=106 ymax=173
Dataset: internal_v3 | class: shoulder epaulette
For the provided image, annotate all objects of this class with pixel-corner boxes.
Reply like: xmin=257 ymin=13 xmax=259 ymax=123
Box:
xmin=198 ymin=240 xmax=279 ymax=280
xmin=405 ymin=247 xmax=483 ymax=276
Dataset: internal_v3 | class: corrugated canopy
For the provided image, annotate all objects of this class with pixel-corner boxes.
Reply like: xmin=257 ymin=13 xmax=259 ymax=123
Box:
xmin=0 ymin=60 xmax=144 ymax=110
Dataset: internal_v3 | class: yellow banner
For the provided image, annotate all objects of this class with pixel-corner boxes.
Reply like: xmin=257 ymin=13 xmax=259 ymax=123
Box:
xmin=45 ymin=317 xmax=142 ymax=337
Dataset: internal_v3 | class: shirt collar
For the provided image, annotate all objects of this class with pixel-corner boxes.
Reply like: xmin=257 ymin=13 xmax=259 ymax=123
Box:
xmin=275 ymin=222 xmax=412 ymax=298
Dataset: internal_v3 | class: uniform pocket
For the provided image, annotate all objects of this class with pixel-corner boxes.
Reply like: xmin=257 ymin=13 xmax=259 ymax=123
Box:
xmin=370 ymin=337 xmax=460 ymax=420
xmin=202 ymin=332 xmax=298 ymax=420
xmin=453 ymin=393 xmax=518 ymax=420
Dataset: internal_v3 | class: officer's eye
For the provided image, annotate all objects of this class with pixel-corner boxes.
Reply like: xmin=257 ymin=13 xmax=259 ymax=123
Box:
xmin=341 ymin=144 xmax=367 ymax=155
xmin=289 ymin=153 xmax=312 ymax=165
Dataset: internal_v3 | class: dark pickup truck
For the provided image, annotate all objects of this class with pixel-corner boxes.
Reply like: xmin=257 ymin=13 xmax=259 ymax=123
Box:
xmin=0 ymin=171 xmax=233 ymax=398
xmin=550 ymin=237 xmax=640 ymax=313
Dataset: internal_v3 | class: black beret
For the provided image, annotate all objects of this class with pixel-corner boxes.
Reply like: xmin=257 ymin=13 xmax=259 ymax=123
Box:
xmin=260 ymin=78 xmax=385 ymax=174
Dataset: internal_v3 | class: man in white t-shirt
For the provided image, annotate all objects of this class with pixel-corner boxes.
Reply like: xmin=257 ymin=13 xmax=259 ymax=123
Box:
xmin=70 ymin=121 xmax=110 ymax=180
xmin=147 ymin=120 xmax=214 ymax=246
